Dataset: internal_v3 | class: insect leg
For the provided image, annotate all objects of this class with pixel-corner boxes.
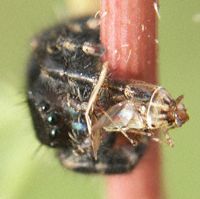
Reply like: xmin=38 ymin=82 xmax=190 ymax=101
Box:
xmin=127 ymin=130 xmax=164 ymax=145
xmin=151 ymin=137 xmax=163 ymax=144
xmin=128 ymin=130 xmax=154 ymax=137
xmin=163 ymin=131 xmax=174 ymax=147
xmin=120 ymin=130 xmax=138 ymax=146
xmin=129 ymin=130 xmax=174 ymax=147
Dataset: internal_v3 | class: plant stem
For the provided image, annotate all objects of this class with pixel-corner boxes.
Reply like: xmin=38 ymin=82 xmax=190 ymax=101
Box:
xmin=100 ymin=0 xmax=157 ymax=82
xmin=100 ymin=0 xmax=164 ymax=198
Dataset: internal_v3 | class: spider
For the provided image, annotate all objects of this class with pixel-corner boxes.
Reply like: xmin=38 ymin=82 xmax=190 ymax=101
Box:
xmin=27 ymin=16 xmax=189 ymax=174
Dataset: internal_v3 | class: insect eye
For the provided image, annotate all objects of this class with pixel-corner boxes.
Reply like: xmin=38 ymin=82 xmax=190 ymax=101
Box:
xmin=47 ymin=112 xmax=60 ymax=125
xmin=49 ymin=128 xmax=61 ymax=139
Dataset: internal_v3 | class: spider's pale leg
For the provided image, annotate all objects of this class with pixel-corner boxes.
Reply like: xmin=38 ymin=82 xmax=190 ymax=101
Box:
xmin=85 ymin=62 xmax=108 ymax=159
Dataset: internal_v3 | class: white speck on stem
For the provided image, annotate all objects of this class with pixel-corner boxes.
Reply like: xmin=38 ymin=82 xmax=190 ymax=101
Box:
xmin=141 ymin=24 xmax=145 ymax=32
xmin=101 ymin=11 xmax=108 ymax=19
xmin=155 ymin=39 xmax=159 ymax=44
xmin=125 ymin=49 xmax=132 ymax=64
xmin=147 ymin=60 xmax=151 ymax=65
xmin=153 ymin=2 xmax=160 ymax=19
xmin=121 ymin=44 xmax=129 ymax=48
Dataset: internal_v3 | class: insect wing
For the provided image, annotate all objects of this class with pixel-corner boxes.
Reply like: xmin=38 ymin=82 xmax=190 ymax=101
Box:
xmin=92 ymin=101 xmax=137 ymax=132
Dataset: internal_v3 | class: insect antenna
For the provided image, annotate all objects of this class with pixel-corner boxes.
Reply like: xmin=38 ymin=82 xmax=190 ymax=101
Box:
xmin=175 ymin=95 xmax=184 ymax=104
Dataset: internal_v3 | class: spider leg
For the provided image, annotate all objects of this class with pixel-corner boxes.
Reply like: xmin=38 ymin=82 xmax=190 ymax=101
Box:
xmin=85 ymin=62 xmax=108 ymax=159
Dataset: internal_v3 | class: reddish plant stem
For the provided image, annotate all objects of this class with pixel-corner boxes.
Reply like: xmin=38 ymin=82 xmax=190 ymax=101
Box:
xmin=106 ymin=144 xmax=162 ymax=199
xmin=100 ymin=0 xmax=163 ymax=199
xmin=100 ymin=0 xmax=157 ymax=82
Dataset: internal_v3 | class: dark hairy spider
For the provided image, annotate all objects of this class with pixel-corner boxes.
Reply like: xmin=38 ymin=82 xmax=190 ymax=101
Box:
xmin=27 ymin=16 xmax=188 ymax=174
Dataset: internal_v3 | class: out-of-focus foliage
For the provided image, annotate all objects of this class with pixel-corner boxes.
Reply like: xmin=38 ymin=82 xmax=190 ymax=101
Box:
xmin=160 ymin=1 xmax=200 ymax=198
xmin=0 ymin=1 xmax=104 ymax=199
xmin=0 ymin=0 xmax=199 ymax=199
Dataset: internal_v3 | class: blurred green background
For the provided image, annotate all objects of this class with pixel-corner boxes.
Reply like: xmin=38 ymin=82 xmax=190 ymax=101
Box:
xmin=0 ymin=0 xmax=199 ymax=199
